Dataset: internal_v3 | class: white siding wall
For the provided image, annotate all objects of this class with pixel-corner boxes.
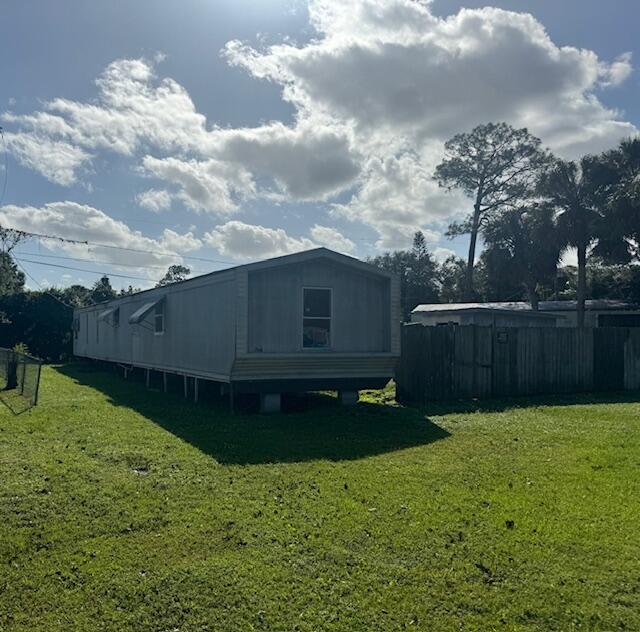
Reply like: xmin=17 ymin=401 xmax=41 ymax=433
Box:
xmin=74 ymin=274 xmax=237 ymax=380
xmin=247 ymin=259 xmax=392 ymax=354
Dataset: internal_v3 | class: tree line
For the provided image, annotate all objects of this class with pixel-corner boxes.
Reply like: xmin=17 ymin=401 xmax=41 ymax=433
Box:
xmin=371 ymin=122 xmax=640 ymax=325
xmin=0 ymin=120 xmax=638 ymax=357
xmin=0 ymin=231 xmax=191 ymax=361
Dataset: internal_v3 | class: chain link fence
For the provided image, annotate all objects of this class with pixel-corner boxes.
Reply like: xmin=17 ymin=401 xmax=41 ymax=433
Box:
xmin=0 ymin=348 xmax=43 ymax=412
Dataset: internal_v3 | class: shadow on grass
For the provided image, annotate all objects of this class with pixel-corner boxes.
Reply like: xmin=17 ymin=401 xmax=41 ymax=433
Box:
xmin=0 ymin=390 xmax=33 ymax=415
xmin=409 ymin=390 xmax=640 ymax=417
xmin=55 ymin=364 xmax=451 ymax=465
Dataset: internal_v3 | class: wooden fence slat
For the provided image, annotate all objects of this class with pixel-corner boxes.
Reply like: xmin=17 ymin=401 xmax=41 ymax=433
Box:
xmin=397 ymin=325 xmax=640 ymax=403
xmin=625 ymin=329 xmax=640 ymax=390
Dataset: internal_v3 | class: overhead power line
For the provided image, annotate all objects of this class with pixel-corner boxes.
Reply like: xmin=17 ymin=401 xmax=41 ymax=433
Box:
xmin=13 ymin=250 xmax=207 ymax=273
xmin=15 ymin=257 xmax=159 ymax=283
xmin=3 ymin=226 xmax=239 ymax=266
xmin=16 ymin=260 xmax=146 ymax=328
xmin=14 ymin=259 xmax=76 ymax=311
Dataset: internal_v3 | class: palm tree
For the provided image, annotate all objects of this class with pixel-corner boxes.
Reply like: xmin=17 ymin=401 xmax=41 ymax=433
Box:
xmin=593 ymin=137 xmax=640 ymax=264
xmin=483 ymin=204 xmax=561 ymax=310
xmin=538 ymin=158 xmax=603 ymax=327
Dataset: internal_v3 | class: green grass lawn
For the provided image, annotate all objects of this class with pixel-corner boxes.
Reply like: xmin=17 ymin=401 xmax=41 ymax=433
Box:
xmin=1 ymin=365 xmax=639 ymax=631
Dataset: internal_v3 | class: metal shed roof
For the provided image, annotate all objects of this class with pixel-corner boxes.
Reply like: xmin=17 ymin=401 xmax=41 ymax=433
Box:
xmin=412 ymin=300 xmax=640 ymax=315
xmin=411 ymin=302 xmax=557 ymax=318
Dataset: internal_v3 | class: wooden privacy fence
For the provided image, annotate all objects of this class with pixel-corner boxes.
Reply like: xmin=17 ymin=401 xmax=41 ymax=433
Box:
xmin=396 ymin=324 xmax=640 ymax=403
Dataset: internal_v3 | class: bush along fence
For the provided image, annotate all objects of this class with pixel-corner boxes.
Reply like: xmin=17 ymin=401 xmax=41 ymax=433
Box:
xmin=0 ymin=348 xmax=43 ymax=409
xmin=396 ymin=324 xmax=640 ymax=403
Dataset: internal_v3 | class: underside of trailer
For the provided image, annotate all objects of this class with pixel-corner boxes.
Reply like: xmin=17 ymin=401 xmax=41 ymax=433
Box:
xmin=88 ymin=356 xmax=394 ymax=413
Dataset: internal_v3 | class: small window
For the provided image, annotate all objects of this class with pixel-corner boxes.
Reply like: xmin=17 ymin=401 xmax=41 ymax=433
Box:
xmin=303 ymin=288 xmax=331 ymax=349
xmin=154 ymin=302 xmax=165 ymax=334
xmin=73 ymin=318 xmax=79 ymax=340
xmin=113 ymin=307 xmax=120 ymax=328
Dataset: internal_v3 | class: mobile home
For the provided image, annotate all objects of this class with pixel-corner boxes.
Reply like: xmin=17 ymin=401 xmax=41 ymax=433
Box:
xmin=73 ymin=248 xmax=400 ymax=411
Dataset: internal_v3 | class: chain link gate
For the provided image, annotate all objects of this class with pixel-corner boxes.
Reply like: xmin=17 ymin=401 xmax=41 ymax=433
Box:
xmin=0 ymin=348 xmax=43 ymax=412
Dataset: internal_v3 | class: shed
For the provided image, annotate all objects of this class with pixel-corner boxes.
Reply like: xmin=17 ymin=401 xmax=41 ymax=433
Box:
xmin=411 ymin=302 xmax=561 ymax=327
xmin=535 ymin=300 xmax=640 ymax=327
xmin=73 ymin=248 xmax=401 ymax=412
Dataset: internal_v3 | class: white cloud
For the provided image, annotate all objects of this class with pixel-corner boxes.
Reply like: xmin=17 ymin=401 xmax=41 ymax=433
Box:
xmin=227 ymin=2 xmax=635 ymax=149
xmin=3 ymin=131 xmax=92 ymax=186
xmin=2 ymin=59 xmax=211 ymax=188
xmin=3 ymin=1 xmax=638 ymax=253
xmin=0 ymin=201 xmax=195 ymax=273
xmin=204 ymin=220 xmax=315 ymax=260
xmin=3 ymin=56 xmax=359 ymax=206
xmin=49 ymin=58 xmax=208 ymax=155
xmin=331 ymin=151 xmax=457 ymax=249
xmin=433 ymin=247 xmax=456 ymax=262
xmin=599 ymin=52 xmax=633 ymax=87
xmin=140 ymin=155 xmax=253 ymax=214
xmin=223 ymin=0 xmax=637 ymax=248
xmin=309 ymin=224 xmax=355 ymax=254
xmin=159 ymin=228 xmax=202 ymax=252
xmin=210 ymin=121 xmax=360 ymax=201
xmin=561 ymin=247 xmax=578 ymax=268
xmin=136 ymin=188 xmax=172 ymax=213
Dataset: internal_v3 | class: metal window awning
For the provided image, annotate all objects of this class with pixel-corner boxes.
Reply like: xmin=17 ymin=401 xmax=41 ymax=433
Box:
xmin=128 ymin=298 xmax=161 ymax=325
xmin=97 ymin=307 xmax=117 ymax=322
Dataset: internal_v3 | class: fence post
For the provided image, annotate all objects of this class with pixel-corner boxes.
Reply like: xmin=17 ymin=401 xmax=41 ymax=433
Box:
xmin=472 ymin=324 xmax=477 ymax=398
xmin=33 ymin=363 xmax=42 ymax=406
xmin=6 ymin=351 xmax=17 ymax=390
xmin=491 ymin=326 xmax=499 ymax=397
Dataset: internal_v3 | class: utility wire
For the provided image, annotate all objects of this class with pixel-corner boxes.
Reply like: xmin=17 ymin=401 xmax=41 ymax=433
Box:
xmin=15 ymin=257 xmax=160 ymax=283
xmin=17 ymin=258 xmax=149 ymax=333
xmin=14 ymin=259 xmax=76 ymax=311
xmin=13 ymin=250 xmax=207 ymax=273
xmin=16 ymin=259 xmax=157 ymax=334
xmin=6 ymin=226 xmax=238 ymax=266
xmin=3 ymin=225 xmax=378 ymax=268
xmin=16 ymin=256 xmax=162 ymax=331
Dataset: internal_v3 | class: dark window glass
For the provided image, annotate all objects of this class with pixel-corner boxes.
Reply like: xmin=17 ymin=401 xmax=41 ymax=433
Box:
xmin=154 ymin=303 xmax=164 ymax=334
xmin=113 ymin=308 xmax=120 ymax=328
xmin=304 ymin=288 xmax=331 ymax=318
xmin=303 ymin=318 xmax=331 ymax=348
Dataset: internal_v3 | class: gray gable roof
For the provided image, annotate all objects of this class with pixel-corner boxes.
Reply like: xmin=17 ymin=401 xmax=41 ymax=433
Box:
xmin=76 ymin=247 xmax=392 ymax=310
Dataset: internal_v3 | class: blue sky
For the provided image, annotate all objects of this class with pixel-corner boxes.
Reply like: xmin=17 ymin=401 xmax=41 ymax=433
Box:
xmin=1 ymin=0 xmax=638 ymax=289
